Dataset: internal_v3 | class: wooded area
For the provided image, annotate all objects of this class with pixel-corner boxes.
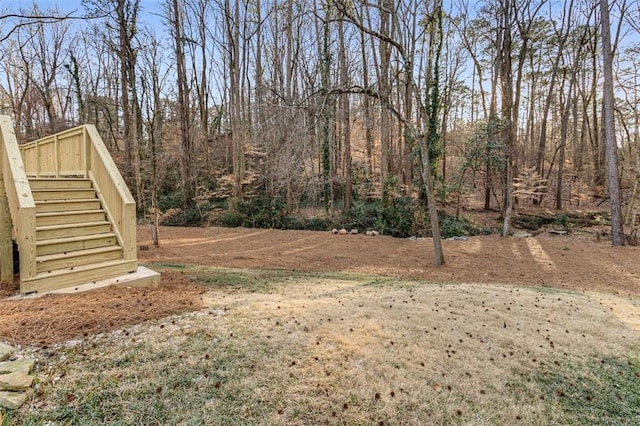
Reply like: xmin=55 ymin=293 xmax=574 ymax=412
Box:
xmin=0 ymin=0 xmax=638 ymax=247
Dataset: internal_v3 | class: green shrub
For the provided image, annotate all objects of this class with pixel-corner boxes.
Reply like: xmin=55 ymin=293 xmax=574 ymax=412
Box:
xmin=161 ymin=190 xmax=491 ymax=239
xmin=556 ymin=213 xmax=569 ymax=228
xmin=159 ymin=191 xmax=184 ymax=212
xmin=280 ymin=216 xmax=306 ymax=230
xmin=304 ymin=217 xmax=332 ymax=231
xmin=438 ymin=214 xmax=483 ymax=238
xmin=340 ymin=200 xmax=383 ymax=231
xmin=220 ymin=210 xmax=247 ymax=228
xmin=339 ymin=198 xmax=420 ymax=238
xmin=376 ymin=197 xmax=417 ymax=238
xmin=225 ymin=195 xmax=285 ymax=228
xmin=160 ymin=207 xmax=206 ymax=227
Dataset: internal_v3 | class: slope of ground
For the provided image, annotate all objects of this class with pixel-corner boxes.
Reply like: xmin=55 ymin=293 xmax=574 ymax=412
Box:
xmin=7 ymin=267 xmax=640 ymax=425
xmin=0 ymin=224 xmax=638 ymax=346
xmin=138 ymin=225 xmax=640 ymax=295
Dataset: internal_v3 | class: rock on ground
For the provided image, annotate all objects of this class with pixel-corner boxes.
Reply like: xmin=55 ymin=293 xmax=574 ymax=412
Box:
xmin=0 ymin=372 xmax=34 ymax=391
xmin=0 ymin=343 xmax=12 ymax=362
xmin=0 ymin=358 xmax=35 ymax=375
xmin=0 ymin=344 xmax=34 ymax=409
xmin=0 ymin=391 xmax=28 ymax=410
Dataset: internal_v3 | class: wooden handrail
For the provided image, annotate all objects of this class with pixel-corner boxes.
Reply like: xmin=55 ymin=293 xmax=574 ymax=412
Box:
xmin=0 ymin=116 xmax=37 ymax=280
xmin=85 ymin=125 xmax=136 ymax=261
xmin=15 ymin=123 xmax=136 ymax=265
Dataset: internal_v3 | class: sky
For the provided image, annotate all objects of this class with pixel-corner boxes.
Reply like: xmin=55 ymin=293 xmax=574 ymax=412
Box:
xmin=2 ymin=0 xmax=86 ymax=14
xmin=1 ymin=0 xmax=168 ymax=34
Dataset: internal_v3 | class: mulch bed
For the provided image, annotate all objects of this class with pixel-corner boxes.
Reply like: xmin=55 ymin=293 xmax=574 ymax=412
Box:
xmin=0 ymin=270 xmax=204 ymax=347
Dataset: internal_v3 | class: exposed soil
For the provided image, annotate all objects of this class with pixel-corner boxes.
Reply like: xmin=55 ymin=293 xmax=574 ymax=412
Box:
xmin=1 ymin=221 xmax=639 ymax=346
xmin=137 ymin=224 xmax=640 ymax=295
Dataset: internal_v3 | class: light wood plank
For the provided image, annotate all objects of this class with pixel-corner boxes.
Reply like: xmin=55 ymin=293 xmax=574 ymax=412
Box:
xmin=36 ymin=233 xmax=117 ymax=256
xmin=35 ymin=199 xmax=101 ymax=213
xmin=14 ymin=123 xmax=157 ymax=294
xmin=21 ymin=259 xmax=138 ymax=293
xmin=36 ymin=245 xmax=122 ymax=273
xmin=0 ymin=193 xmax=13 ymax=284
xmin=0 ymin=116 xmax=36 ymax=281
xmin=36 ymin=210 xmax=106 ymax=227
xmin=31 ymin=189 xmax=96 ymax=201
xmin=36 ymin=221 xmax=112 ymax=240
xmin=29 ymin=179 xmax=92 ymax=190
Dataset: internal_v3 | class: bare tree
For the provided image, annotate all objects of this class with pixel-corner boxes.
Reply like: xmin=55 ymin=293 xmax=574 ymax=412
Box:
xmin=223 ymin=0 xmax=245 ymax=198
xmin=139 ymin=29 xmax=169 ymax=246
xmin=336 ymin=0 xmax=445 ymax=265
xmin=84 ymin=0 xmax=143 ymax=203
xmin=337 ymin=13 xmax=352 ymax=211
xmin=378 ymin=0 xmax=392 ymax=202
xmin=168 ymin=0 xmax=195 ymax=208
xmin=0 ymin=9 xmax=76 ymax=43
xmin=600 ymin=0 xmax=624 ymax=245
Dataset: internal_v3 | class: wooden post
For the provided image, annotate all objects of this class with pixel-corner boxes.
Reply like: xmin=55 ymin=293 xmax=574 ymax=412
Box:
xmin=0 ymin=178 xmax=13 ymax=284
xmin=54 ymin=133 xmax=60 ymax=177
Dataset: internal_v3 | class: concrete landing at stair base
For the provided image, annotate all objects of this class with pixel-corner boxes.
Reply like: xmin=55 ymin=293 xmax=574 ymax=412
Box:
xmin=9 ymin=266 xmax=159 ymax=299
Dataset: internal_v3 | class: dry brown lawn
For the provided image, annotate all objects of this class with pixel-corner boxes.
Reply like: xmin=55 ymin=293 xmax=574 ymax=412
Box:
xmin=8 ymin=265 xmax=640 ymax=425
xmin=2 ymin=226 xmax=640 ymax=424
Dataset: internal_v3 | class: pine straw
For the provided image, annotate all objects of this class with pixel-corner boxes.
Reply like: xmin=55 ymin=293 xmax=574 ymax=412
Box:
xmin=0 ymin=270 xmax=204 ymax=347
xmin=0 ymin=279 xmax=19 ymax=299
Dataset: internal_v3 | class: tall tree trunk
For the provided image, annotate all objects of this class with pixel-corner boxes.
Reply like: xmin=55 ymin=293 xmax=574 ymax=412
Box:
xmin=499 ymin=0 xmax=514 ymax=236
xmin=422 ymin=1 xmax=445 ymax=266
xmin=254 ymin=0 xmax=269 ymax=198
xmin=359 ymin=24 xmax=374 ymax=176
xmin=401 ymin=1 xmax=418 ymax=189
xmin=225 ymin=0 xmax=244 ymax=198
xmin=338 ymin=17 xmax=352 ymax=211
xmin=129 ymin=59 xmax=142 ymax=211
xmin=556 ymin=75 xmax=574 ymax=210
xmin=590 ymin=26 xmax=605 ymax=189
xmin=600 ymin=0 xmax=624 ymax=245
xmin=171 ymin=0 xmax=194 ymax=208
xmin=148 ymin=49 xmax=163 ymax=247
xmin=198 ymin=0 xmax=209 ymax=136
xmin=116 ymin=0 xmax=135 ymax=191
xmin=484 ymin=43 xmax=499 ymax=211
xmin=379 ymin=0 xmax=392 ymax=202
xmin=534 ymin=0 xmax=573 ymax=200
xmin=320 ymin=5 xmax=332 ymax=212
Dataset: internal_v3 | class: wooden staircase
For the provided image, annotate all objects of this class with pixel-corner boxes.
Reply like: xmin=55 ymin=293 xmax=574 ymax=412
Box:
xmin=24 ymin=177 xmax=137 ymax=293
xmin=0 ymin=117 xmax=158 ymax=294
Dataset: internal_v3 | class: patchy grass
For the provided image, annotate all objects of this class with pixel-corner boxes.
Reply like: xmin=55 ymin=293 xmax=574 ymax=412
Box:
xmin=5 ymin=268 xmax=640 ymax=425
xmin=150 ymin=262 xmax=374 ymax=293
xmin=532 ymin=356 xmax=640 ymax=424
xmin=146 ymin=262 xmax=188 ymax=269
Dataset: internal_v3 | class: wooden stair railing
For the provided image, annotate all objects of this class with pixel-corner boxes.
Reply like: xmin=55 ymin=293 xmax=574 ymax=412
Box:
xmin=19 ymin=124 xmax=137 ymax=267
xmin=0 ymin=116 xmax=37 ymax=284
xmin=0 ymin=117 xmax=143 ymax=294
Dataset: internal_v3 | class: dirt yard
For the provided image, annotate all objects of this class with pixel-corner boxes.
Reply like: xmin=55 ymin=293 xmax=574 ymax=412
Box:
xmin=137 ymin=225 xmax=640 ymax=295
xmin=1 ymin=224 xmax=639 ymax=346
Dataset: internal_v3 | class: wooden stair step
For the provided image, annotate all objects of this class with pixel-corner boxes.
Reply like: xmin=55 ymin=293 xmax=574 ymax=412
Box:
xmin=20 ymin=259 xmax=138 ymax=294
xmin=36 ymin=245 xmax=123 ymax=273
xmin=35 ymin=199 xmax=102 ymax=213
xmin=28 ymin=178 xmax=92 ymax=190
xmin=36 ymin=209 xmax=106 ymax=226
xmin=36 ymin=233 xmax=118 ymax=256
xmin=36 ymin=221 xmax=112 ymax=240
xmin=31 ymin=188 xmax=97 ymax=201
